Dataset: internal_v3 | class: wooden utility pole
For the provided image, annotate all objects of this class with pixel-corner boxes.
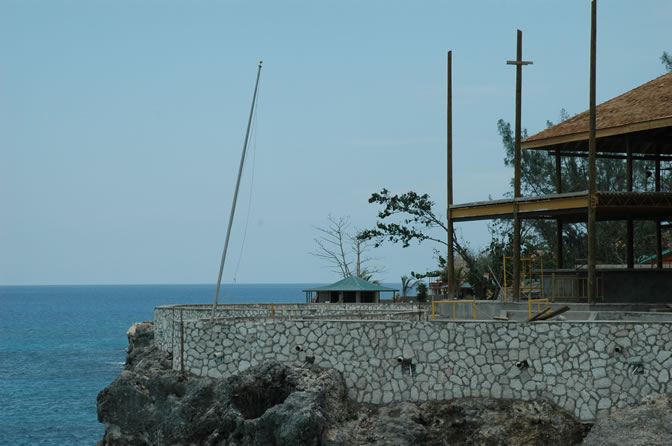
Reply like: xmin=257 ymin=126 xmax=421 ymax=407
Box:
xmin=447 ymin=51 xmax=455 ymax=298
xmin=587 ymin=0 xmax=597 ymax=303
xmin=555 ymin=152 xmax=564 ymax=268
xmin=507 ymin=30 xmax=533 ymax=301
xmin=626 ymin=136 xmax=634 ymax=269
xmin=656 ymin=153 xmax=663 ymax=269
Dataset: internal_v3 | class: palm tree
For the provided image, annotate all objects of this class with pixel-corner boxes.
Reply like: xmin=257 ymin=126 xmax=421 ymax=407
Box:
xmin=401 ymin=275 xmax=419 ymax=297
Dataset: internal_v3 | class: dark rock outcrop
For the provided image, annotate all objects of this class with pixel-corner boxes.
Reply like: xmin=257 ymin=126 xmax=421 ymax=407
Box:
xmin=98 ymin=322 xmax=591 ymax=445
xmin=326 ymin=398 xmax=590 ymax=445
xmin=98 ymin=322 xmax=349 ymax=446
xmin=583 ymin=393 xmax=672 ymax=446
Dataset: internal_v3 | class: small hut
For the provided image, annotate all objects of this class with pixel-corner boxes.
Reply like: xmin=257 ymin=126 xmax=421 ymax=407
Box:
xmin=303 ymin=275 xmax=398 ymax=303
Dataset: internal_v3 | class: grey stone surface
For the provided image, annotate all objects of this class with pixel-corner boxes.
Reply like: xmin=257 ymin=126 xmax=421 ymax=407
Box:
xmin=584 ymin=393 xmax=672 ymax=446
xmin=98 ymin=322 xmax=349 ymax=446
xmin=154 ymin=304 xmax=672 ymax=422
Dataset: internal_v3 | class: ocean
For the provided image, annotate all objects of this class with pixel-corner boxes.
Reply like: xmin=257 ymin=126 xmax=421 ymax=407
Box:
xmin=0 ymin=284 xmax=320 ymax=446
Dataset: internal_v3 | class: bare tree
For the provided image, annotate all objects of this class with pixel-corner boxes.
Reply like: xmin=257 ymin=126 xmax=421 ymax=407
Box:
xmin=311 ymin=215 xmax=352 ymax=278
xmin=352 ymin=235 xmax=384 ymax=282
xmin=312 ymin=215 xmax=383 ymax=280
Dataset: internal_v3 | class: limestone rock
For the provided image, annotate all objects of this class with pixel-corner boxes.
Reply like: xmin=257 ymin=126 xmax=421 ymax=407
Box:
xmin=98 ymin=323 xmax=590 ymax=446
xmin=324 ymin=397 xmax=589 ymax=446
xmin=583 ymin=393 xmax=672 ymax=446
xmin=97 ymin=322 xmax=348 ymax=446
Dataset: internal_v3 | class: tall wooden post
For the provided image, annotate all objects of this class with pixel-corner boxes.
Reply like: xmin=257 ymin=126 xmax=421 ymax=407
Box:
xmin=587 ymin=0 xmax=597 ymax=303
xmin=507 ymin=30 xmax=532 ymax=301
xmin=555 ymin=151 xmax=564 ymax=268
xmin=656 ymin=153 xmax=663 ymax=269
xmin=626 ymin=136 xmax=634 ymax=268
xmin=446 ymin=51 xmax=455 ymax=298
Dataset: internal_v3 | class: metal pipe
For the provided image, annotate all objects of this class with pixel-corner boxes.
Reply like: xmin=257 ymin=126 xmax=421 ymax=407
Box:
xmin=211 ymin=61 xmax=263 ymax=321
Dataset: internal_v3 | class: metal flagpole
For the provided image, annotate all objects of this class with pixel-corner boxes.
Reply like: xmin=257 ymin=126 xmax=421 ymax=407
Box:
xmin=211 ymin=61 xmax=263 ymax=321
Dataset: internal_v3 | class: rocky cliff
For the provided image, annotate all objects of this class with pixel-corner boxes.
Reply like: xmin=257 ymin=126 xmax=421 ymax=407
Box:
xmin=98 ymin=322 xmax=595 ymax=445
xmin=583 ymin=393 xmax=672 ymax=446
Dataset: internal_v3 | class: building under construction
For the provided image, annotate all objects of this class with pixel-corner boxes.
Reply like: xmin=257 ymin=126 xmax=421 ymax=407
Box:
xmin=446 ymin=7 xmax=672 ymax=303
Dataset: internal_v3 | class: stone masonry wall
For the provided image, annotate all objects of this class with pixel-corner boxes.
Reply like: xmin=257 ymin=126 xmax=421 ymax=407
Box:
xmin=161 ymin=316 xmax=672 ymax=422
xmin=154 ymin=303 xmax=425 ymax=361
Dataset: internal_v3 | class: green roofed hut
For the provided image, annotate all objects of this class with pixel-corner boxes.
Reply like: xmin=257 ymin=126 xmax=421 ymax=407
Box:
xmin=303 ymin=275 xmax=398 ymax=304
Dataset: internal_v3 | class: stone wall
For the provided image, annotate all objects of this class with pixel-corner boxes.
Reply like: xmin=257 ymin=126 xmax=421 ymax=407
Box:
xmin=156 ymin=312 xmax=672 ymax=422
xmin=154 ymin=303 xmax=426 ymax=357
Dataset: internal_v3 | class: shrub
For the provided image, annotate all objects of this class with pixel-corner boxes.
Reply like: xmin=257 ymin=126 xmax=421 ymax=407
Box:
xmin=416 ymin=283 xmax=428 ymax=302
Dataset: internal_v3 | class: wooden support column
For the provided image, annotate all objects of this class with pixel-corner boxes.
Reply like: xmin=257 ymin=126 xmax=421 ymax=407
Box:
xmin=656 ymin=153 xmax=663 ymax=269
xmin=513 ymin=31 xmax=522 ymax=302
xmin=446 ymin=51 xmax=455 ymax=298
xmin=555 ymin=151 xmax=564 ymax=268
xmin=626 ymin=137 xmax=634 ymax=269
xmin=507 ymin=30 xmax=532 ymax=302
xmin=587 ymin=0 xmax=597 ymax=303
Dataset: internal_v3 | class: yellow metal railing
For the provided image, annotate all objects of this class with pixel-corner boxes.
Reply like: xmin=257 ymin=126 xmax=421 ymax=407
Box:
xmin=432 ymin=299 xmax=477 ymax=320
xmin=551 ymin=273 xmax=604 ymax=302
xmin=528 ymin=298 xmax=549 ymax=319
xmin=503 ymin=255 xmax=545 ymax=302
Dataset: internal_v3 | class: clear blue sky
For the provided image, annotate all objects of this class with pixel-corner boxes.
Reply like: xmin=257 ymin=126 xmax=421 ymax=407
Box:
xmin=1 ymin=1 xmax=670 ymax=285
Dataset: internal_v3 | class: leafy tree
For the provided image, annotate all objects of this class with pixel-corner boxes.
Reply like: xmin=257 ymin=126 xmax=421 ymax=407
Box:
xmin=359 ymin=189 xmax=493 ymax=297
xmin=359 ymin=189 xmax=448 ymax=248
xmin=662 ymin=51 xmax=672 ymax=72
xmin=415 ymin=282 xmax=428 ymax=302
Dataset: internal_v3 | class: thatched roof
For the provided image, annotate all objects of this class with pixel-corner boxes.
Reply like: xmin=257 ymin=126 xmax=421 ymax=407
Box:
xmin=522 ymin=71 xmax=672 ymax=152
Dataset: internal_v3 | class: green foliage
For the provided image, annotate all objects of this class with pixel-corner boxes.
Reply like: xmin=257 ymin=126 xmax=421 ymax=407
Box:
xmin=415 ymin=282 xmax=428 ymax=302
xmin=359 ymin=189 xmax=447 ymax=249
xmin=400 ymin=275 xmax=419 ymax=297
xmin=361 ymin=189 xmax=495 ymax=298
xmin=662 ymin=51 xmax=672 ymax=72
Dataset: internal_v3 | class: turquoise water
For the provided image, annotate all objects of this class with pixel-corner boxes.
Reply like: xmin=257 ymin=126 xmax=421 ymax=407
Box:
xmin=0 ymin=284 xmax=313 ymax=446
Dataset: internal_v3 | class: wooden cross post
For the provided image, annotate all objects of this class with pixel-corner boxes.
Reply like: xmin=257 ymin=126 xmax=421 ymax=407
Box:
xmin=506 ymin=30 xmax=533 ymax=302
